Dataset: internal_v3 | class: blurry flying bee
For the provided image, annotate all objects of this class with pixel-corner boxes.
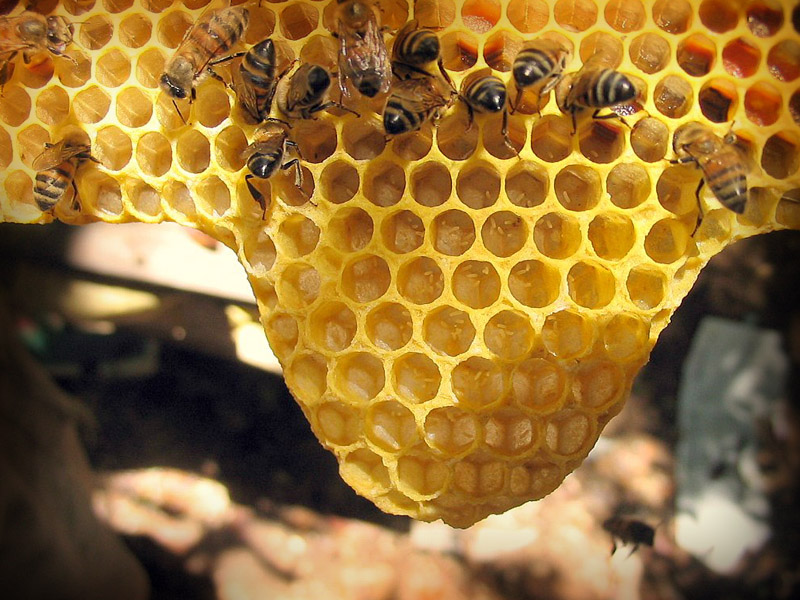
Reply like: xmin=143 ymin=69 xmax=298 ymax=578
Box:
xmin=511 ymin=38 xmax=569 ymax=113
xmin=0 ymin=11 xmax=74 ymax=84
xmin=242 ymin=121 xmax=304 ymax=217
xmin=160 ymin=2 xmax=250 ymax=120
xmin=672 ymin=121 xmax=749 ymax=219
xmin=602 ymin=517 xmax=655 ymax=556
xmin=561 ymin=66 xmax=636 ymax=133
xmin=32 ymin=138 xmax=98 ymax=214
xmin=391 ymin=19 xmax=453 ymax=88
xmin=276 ymin=63 xmax=360 ymax=119
xmin=334 ymin=0 xmax=391 ymax=99
xmin=383 ymin=76 xmax=453 ymax=137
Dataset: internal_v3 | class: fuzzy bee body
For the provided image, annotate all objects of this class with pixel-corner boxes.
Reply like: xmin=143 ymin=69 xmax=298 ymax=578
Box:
xmin=392 ymin=20 xmax=440 ymax=66
xmin=231 ymin=38 xmax=279 ymax=122
xmin=335 ymin=0 xmax=391 ymax=98
xmin=32 ymin=139 xmax=94 ymax=213
xmin=0 ymin=12 xmax=74 ymax=83
xmin=511 ymin=39 xmax=569 ymax=110
xmin=277 ymin=63 xmax=359 ymax=119
xmin=242 ymin=122 xmax=303 ymax=217
xmin=564 ymin=68 xmax=636 ymax=112
xmin=461 ymin=74 xmax=506 ymax=115
xmin=602 ymin=517 xmax=655 ymax=556
xmin=383 ymin=77 xmax=451 ymax=136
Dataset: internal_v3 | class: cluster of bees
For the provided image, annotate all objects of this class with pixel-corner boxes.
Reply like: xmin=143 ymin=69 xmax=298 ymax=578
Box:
xmin=0 ymin=0 xmax=749 ymax=224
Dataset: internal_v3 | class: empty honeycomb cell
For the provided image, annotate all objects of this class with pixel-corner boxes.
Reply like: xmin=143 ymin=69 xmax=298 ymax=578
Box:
xmin=440 ymin=31 xmax=480 ymax=72
xmin=432 ymin=210 xmax=476 ymax=255
xmin=279 ymin=215 xmax=320 ymax=257
xmin=629 ymin=33 xmax=671 ymax=74
xmin=461 ymin=0 xmax=501 ymax=34
xmin=35 ymin=87 xmax=69 ymax=126
xmin=342 ymin=119 xmax=385 ymax=161
xmin=567 ymin=261 xmax=616 ymax=309
xmin=196 ymin=176 xmax=231 ymax=217
xmin=162 ymin=180 xmax=196 ymax=218
xmin=723 ymin=37 xmax=762 ymax=78
xmin=382 ymin=210 xmax=424 ymax=254
xmin=553 ymin=0 xmax=597 ymax=31
xmin=545 ymin=410 xmax=593 ymax=457
xmin=505 ymin=162 xmax=548 ymax=208
xmin=509 ymin=259 xmax=560 ymax=308
xmin=456 ymin=161 xmax=501 ymax=209
xmin=626 ymin=267 xmax=666 ymax=309
xmin=411 ymin=163 xmax=452 ymax=207
xmin=176 ymin=129 xmax=210 ymax=173
xmin=119 ymin=13 xmax=153 ymax=48
xmin=605 ymin=0 xmax=648 ymax=33
xmin=391 ymin=129 xmax=433 ymax=162
xmin=329 ymin=207 xmax=373 ymax=252
xmin=484 ymin=409 xmax=537 ymax=456
xmin=398 ymin=257 xmax=445 ymax=304
xmin=776 ymin=191 xmax=800 ymax=228
xmin=333 ymin=352 xmax=385 ymax=403
xmin=17 ymin=55 xmax=56 ymax=90
xmin=136 ymin=49 xmax=166 ymax=88
xmin=768 ymin=40 xmax=800 ymax=81
xmin=437 ymin=112 xmax=479 ymax=161
xmin=677 ymin=34 xmax=716 ymax=77
xmin=245 ymin=4 xmax=276 ymax=43
xmin=530 ymin=115 xmax=572 ymax=163
xmin=578 ymin=120 xmax=625 ymax=164
xmin=279 ymin=2 xmax=318 ymax=40
xmin=214 ymin=126 xmax=247 ymax=172
xmin=424 ymin=407 xmax=479 ymax=456
xmin=745 ymin=81 xmax=782 ymax=126
xmin=542 ymin=309 xmax=593 ymax=359
xmin=157 ymin=10 xmax=192 ymax=47
xmin=366 ymin=401 xmax=418 ymax=452
xmin=414 ymin=0 xmax=456 ymax=28
xmin=396 ymin=454 xmax=449 ymax=498
xmin=194 ymin=84 xmax=230 ymax=129
xmin=452 ymin=356 xmax=505 ymax=411
xmin=512 ymin=358 xmax=567 ymax=414
xmin=483 ymin=30 xmax=522 ymax=72
xmin=481 ymin=211 xmax=527 ymax=257
xmin=0 ymin=128 xmax=11 ymax=170
xmin=747 ymin=1 xmax=784 ymax=37
xmin=136 ymin=132 xmax=172 ymax=177
xmin=698 ymin=78 xmax=738 ymax=123
xmin=588 ymin=213 xmax=636 ymax=260
xmin=310 ymin=302 xmax=357 ymax=352
xmin=116 ymin=87 xmax=153 ymax=128
xmin=453 ymin=459 xmax=505 ymax=497
xmin=607 ymin=163 xmax=651 ymax=209
xmin=645 ymin=218 xmax=691 ymax=264
xmin=484 ymin=310 xmax=535 ymax=360
xmin=278 ymin=263 xmax=321 ymax=308
xmin=73 ymin=86 xmax=111 ymax=124
xmin=574 ymin=361 xmax=624 ymax=410
xmin=761 ymin=132 xmax=800 ymax=179
xmin=156 ymin=93 xmax=189 ymax=130
xmin=579 ymin=32 xmax=623 ymax=69
xmin=554 ymin=165 xmax=601 ymax=211
xmin=80 ymin=170 xmax=123 ymax=217
xmin=288 ymin=352 xmax=328 ymax=405
xmin=342 ymin=255 xmax=391 ymax=303
xmin=79 ymin=15 xmax=114 ymax=50
xmin=315 ymin=401 xmax=360 ymax=447
xmin=424 ymin=306 xmax=476 ymax=356
xmin=17 ymin=125 xmax=50 ymax=168
xmin=276 ymin=164 xmax=315 ymax=208
xmin=294 ymin=120 xmax=338 ymax=164
xmin=56 ymin=51 xmax=91 ymax=88
xmin=393 ymin=353 xmax=441 ymax=404
xmin=698 ymin=0 xmax=739 ymax=33
xmin=452 ymin=260 xmax=501 ymax=308
xmin=506 ymin=0 xmax=549 ymax=32
xmin=533 ymin=212 xmax=580 ymax=259
xmin=483 ymin=113 xmax=526 ymax=159
xmin=95 ymin=126 xmax=132 ymax=171
xmin=298 ymin=35 xmax=338 ymax=74
xmin=630 ymin=117 xmax=669 ymax=162
xmin=4 ymin=171 xmax=34 ymax=210
xmin=0 ymin=87 xmax=31 ymax=127
xmin=363 ymin=161 xmax=405 ymax=207
xmin=603 ymin=313 xmax=649 ymax=361
xmin=341 ymin=448 xmax=392 ymax=494
xmin=321 ymin=160 xmax=359 ymax=204
xmin=127 ymin=179 xmax=161 ymax=217
xmin=96 ymin=49 xmax=132 ymax=88
xmin=366 ymin=303 xmax=412 ymax=351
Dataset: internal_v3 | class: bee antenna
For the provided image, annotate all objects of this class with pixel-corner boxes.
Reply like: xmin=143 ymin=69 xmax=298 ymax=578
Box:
xmin=173 ymin=99 xmax=187 ymax=125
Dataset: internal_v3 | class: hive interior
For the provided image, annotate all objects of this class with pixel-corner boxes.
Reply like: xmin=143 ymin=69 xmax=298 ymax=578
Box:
xmin=1 ymin=0 xmax=800 ymax=527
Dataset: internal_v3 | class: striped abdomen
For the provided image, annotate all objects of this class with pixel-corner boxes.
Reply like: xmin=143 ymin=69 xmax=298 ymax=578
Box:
xmin=181 ymin=7 xmax=249 ymax=72
xmin=34 ymin=159 xmax=77 ymax=212
xmin=699 ymin=149 xmax=748 ymax=214
xmin=463 ymin=75 xmax=506 ymax=113
xmin=247 ymin=141 xmax=284 ymax=179
xmin=238 ymin=38 xmax=278 ymax=119
xmin=512 ymin=46 xmax=562 ymax=89
xmin=394 ymin=27 xmax=440 ymax=65
xmin=569 ymin=68 xmax=636 ymax=109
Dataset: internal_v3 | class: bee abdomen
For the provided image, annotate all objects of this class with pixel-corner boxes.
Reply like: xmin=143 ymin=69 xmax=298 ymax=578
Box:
xmin=709 ymin=165 xmax=748 ymax=214
xmin=584 ymin=69 xmax=635 ymax=107
xmin=513 ymin=48 xmax=555 ymax=87
xmin=199 ymin=8 xmax=249 ymax=55
xmin=465 ymin=76 xmax=506 ymax=113
xmin=248 ymin=152 xmax=281 ymax=179
xmin=34 ymin=162 xmax=75 ymax=211
xmin=242 ymin=39 xmax=276 ymax=80
xmin=384 ymin=100 xmax=421 ymax=135
xmin=396 ymin=29 xmax=439 ymax=65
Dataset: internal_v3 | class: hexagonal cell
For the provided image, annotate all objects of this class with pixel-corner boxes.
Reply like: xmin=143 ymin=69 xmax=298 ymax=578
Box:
xmin=723 ymin=37 xmax=762 ymax=78
xmin=573 ymin=361 xmax=625 ymax=410
xmin=423 ymin=306 xmax=475 ymax=356
xmin=510 ymin=460 xmax=565 ymax=498
xmin=630 ymin=32 xmax=670 ymax=74
xmin=440 ymin=31 xmax=479 ymax=72
xmin=453 ymin=458 xmax=505 ymax=497
xmin=507 ymin=0 xmax=549 ymax=33
xmin=398 ymin=257 xmax=444 ymax=304
xmin=35 ymin=86 xmax=69 ymax=126
xmin=530 ymin=115 xmax=572 ymax=163
xmin=95 ymin=126 xmax=132 ymax=171
xmin=163 ymin=180 xmax=196 ymax=219
xmin=116 ymin=87 xmax=153 ymax=128
xmin=287 ymin=352 xmax=328 ymax=405
xmin=194 ymin=83 xmax=230 ymax=128
xmin=393 ymin=353 xmax=441 ymax=404
xmin=390 ymin=128 xmax=433 ymax=161
xmin=509 ymin=259 xmax=560 ymax=307
xmin=767 ymin=40 xmax=800 ymax=82
xmin=4 ymin=171 xmax=34 ymax=210
xmin=56 ymin=50 xmax=91 ymax=88
xmin=382 ymin=210 xmax=424 ymax=254
xmin=545 ymin=411 xmax=593 ymax=457
xmin=96 ymin=49 xmax=131 ymax=88
xmin=746 ymin=1 xmax=784 ymax=37
xmin=321 ymin=160 xmax=359 ymax=205
xmin=78 ymin=170 xmax=123 ymax=217
xmin=366 ymin=303 xmax=412 ymax=351
xmin=119 ymin=13 xmax=153 ymax=48
xmin=136 ymin=132 xmax=172 ymax=177
xmin=396 ymin=454 xmax=449 ymax=498
xmin=484 ymin=310 xmax=535 ymax=360
xmin=424 ymin=407 xmax=479 ymax=457
xmin=603 ymin=0 xmax=645 ymax=32
xmin=626 ymin=267 xmax=665 ymax=309
xmin=329 ymin=207 xmax=373 ymax=253
xmin=156 ymin=92 xmax=188 ymax=130
xmin=554 ymin=165 xmax=601 ymax=211
xmin=483 ymin=29 xmax=522 ymax=72
xmin=278 ymin=263 xmax=320 ymax=308
xmin=745 ymin=81 xmax=782 ymax=126
xmin=644 ymin=219 xmax=691 ymax=264
xmin=432 ymin=210 xmax=475 ymax=256
xmin=411 ymin=162 xmax=452 ymax=207
xmin=341 ymin=119 xmax=385 ymax=160
xmin=698 ymin=0 xmax=739 ymax=33
xmin=505 ymin=162 xmax=548 ymax=209
xmin=17 ymin=124 xmax=50 ymax=168
xmin=452 ymin=260 xmax=501 ymax=309
xmin=484 ymin=408 xmax=537 ymax=456
xmin=157 ymin=10 xmax=192 ymax=48
xmin=342 ymin=255 xmax=391 ymax=303
xmin=606 ymin=163 xmax=651 ymax=210
xmin=461 ymin=0 xmax=501 ymax=33
xmin=195 ymin=176 xmax=230 ymax=217
xmin=677 ymin=33 xmax=716 ymax=77
xmin=437 ymin=111 xmax=479 ymax=160
xmin=176 ymin=129 xmax=210 ymax=173
xmin=603 ymin=313 xmax=649 ymax=361
xmin=791 ymin=90 xmax=800 ymax=125
xmin=365 ymin=401 xmax=418 ymax=452
xmin=415 ymin=0 xmax=456 ymax=28
xmin=630 ymin=117 xmax=669 ymax=163
xmin=277 ymin=164 xmax=315 ymax=208
xmin=541 ymin=309 xmax=594 ymax=359
xmin=0 ymin=86 xmax=31 ymax=127
xmin=333 ymin=352 xmax=385 ymax=403
xmin=310 ymin=301 xmax=357 ymax=352
xmin=578 ymin=120 xmax=625 ymax=164
xmin=512 ymin=358 xmax=567 ymax=414
xmin=588 ymin=213 xmax=635 ymax=260
xmin=294 ymin=119 xmax=337 ymax=164
xmin=698 ymin=78 xmax=738 ymax=123
xmin=654 ymin=75 xmax=693 ymax=118
xmin=533 ymin=212 xmax=580 ymax=259
xmin=484 ymin=113 xmax=526 ymax=160
xmin=266 ymin=312 xmax=299 ymax=359
xmin=245 ymin=4 xmax=276 ymax=43
xmin=0 ymin=128 xmax=11 ymax=170
xmin=242 ymin=230 xmax=275 ymax=275
xmin=340 ymin=448 xmax=391 ymax=494
xmin=761 ymin=132 xmax=800 ymax=179
xmin=362 ymin=161 xmax=405 ymax=207
xmin=315 ymin=401 xmax=360 ymax=447
xmin=136 ymin=48 xmax=166 ymax=89
xmin=279 ymin=214 xmax=320 ymax=258
xmin=656 ymin=166 xmax=700 ymax=216
xmin=567 ymin=262 xmax=616 ymax=309
xmin=481 ymin=211 xmax=527 ymax=257
xmin=580 ymin=31 xmax=623 ymax=68
xmin=452 ymin=356 xmax=505 ymax=410
xmin=73 ymin=86 xmax=111 ymax=123
xmin=79 ymin=15 xmax=114 ymax=50
xmin=776 ymin=190 xmax=800 ymax=228
xmin=279 ymin=2 xmax=318 ymax=40
xmin=553 ymin=0 xmax=597 ymax=31
xmin=456 ymin=161 xmax=501 ymax=209
xmin=212 ymin=126 xmax=246 ymax=172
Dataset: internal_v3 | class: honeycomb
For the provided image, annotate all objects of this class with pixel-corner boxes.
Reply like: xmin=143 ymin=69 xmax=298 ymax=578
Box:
xmin=2 ymin=0 xmax=800 ymax=528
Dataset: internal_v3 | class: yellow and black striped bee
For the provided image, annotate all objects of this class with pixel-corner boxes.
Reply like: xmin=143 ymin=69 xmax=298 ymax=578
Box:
xmin=561 ymin=65 xmax=636 ymax=132
xmin=460 ymin=70 xmax=507 ymax=126
xmin=334 ymin=0 xmax=391 ymax=98
xmin=511 ymin=38 xmax=569 ymax=113
xmin=32 ymin=138 xmax=97 ymax=213
xmin=672 ymin=122 xmax=749 ymax=218
xmin=276 ymin=63 xmax=359 ymax=119
xmin=383 ymin=76 xmax=453 ymax=136
xmin=602 ymin=517 xmax=655 ymax=556
xmin=242 ymin=121 xmax=304 ymax=217
xmin=391 ymin=19 xmax=452 ymax=88
xmin=0 ymin=11 xmax=74 ymax=84
xmin=160 ymin=1 xmax=250 ymax=115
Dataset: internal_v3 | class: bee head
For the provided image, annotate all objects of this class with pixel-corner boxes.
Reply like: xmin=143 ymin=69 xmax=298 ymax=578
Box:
xmin=339 ymin=0 xmax=371 ymax=28
xmin=160 ymin=73 xmax=188 ymax=99
xmin=45 ymin=16 xmax=74 ymax=55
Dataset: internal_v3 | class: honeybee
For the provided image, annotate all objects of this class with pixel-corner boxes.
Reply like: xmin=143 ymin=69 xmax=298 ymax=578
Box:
xmin=672 ymin=122 xmax=749 ymax=217
xmin=242 ymin=121 xmax=304 ymax=217
xmin=391 ymin=19 xmax=452 ymax=88
xmin=602 ymin=517 xmax=655 ymax=556
xmin=0 ymin=12 xmax=74 ymax=83
xmin=334 ymin=0 xmax=391 ymax=99
xmin=459 ymin=69 xmax=514 ymax=151
xmin=276 ymin=63 xmax=360 ymax=119
xmin=382 ymin=76 xmax=453 ymax=137
xmin=32 ymin=138 xmax=97 ymax=213
xmin=511 ymin=38 xmax=569 ymax=113
xmin=160 ymin=2 xmax=250 ymax=116
xmin=561 ymin=66 xmax=636 ymax=132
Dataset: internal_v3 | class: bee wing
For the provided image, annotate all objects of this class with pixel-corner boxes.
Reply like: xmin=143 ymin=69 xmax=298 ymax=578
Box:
xmin=32 ymin=141 xmax=88 ymax=170
xmin=170 ymin=0 xmax=231 ymax=70
xmin=339 ymin=12 xmax=391 ymax=93
xmin=232 ymin=66 xmax=260 ymax=119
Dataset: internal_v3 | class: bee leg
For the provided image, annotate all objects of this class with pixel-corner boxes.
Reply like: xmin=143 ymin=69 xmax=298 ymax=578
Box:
xmin=281 ymin=158 xmax=306 ymax=195
xmin=500 ymin=109 xmax=518 ymax=157
xmin=206 ymin=67 xmax=228 ymax=86
xmin=436 ymin=56 xmax=456 ymax=92
xmin=460 ymin=98 xmax=475 ymax=131
xmin=265 ymin=116 xmax=292 ymax=129
xmin=312 ymin=101 xmax=360 ymax=118
xmin=285 ymin=139 xmax=303 ymax=160
xmin=591 ymin=109 xmax=628 ymax=128
xmin=172 ymin=99 xmax=188 ymax=125
xmin=691 ymin=178 xmax=706 ymax=235
xmin=245 ymin=174 xmax=268 ymax=219
xmin=571 ymin=110 xmax=577 ymax=135
xmin=207 ymin=51 xmax=246 ymax=69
